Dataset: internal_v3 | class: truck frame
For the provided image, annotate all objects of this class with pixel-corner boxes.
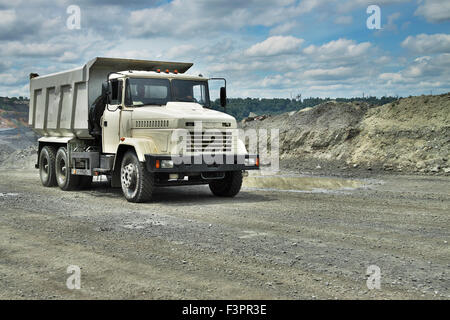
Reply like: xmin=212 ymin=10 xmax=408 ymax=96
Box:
xmin=29 ymin=57 xmax=259 ymax=202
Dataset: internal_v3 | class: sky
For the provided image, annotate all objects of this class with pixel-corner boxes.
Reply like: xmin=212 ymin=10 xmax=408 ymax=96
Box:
xmin=0 ymin=0 xmax=449 ymax=99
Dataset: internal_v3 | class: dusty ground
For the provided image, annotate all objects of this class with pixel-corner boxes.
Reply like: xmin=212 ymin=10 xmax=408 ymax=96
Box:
xmin=0 ymin=169 xmax=448 ymax=300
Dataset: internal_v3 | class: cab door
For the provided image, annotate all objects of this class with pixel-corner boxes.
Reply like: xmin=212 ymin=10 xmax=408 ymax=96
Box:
xmin=102 ymin=79 xmax=122 ymax=154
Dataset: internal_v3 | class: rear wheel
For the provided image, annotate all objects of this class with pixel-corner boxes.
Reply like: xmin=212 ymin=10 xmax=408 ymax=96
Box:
xmin=209 ymin=171 xmax=243 ymax=197
xmin=121 ymin=150 xmax=154 ymax=202
xmin=39 ymin=146 xmax=57 ymax=187
xmin=55 ymin=147 xmax=80 ymax=191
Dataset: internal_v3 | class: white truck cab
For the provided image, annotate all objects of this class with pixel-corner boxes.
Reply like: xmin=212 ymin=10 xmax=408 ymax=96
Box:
xmin=29 ymin=57 xmax=259 ymax=202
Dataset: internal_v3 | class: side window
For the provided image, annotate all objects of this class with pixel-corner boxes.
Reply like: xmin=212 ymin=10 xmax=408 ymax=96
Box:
xmin=109 ymin=79 xmax=122 ymax=105
xmin=193 ymin=84 xmax=206 ymax=104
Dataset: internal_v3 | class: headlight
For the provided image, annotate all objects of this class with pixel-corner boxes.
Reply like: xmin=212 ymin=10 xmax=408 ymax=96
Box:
xmin=161 ymin=160 xmax=174 ymax=168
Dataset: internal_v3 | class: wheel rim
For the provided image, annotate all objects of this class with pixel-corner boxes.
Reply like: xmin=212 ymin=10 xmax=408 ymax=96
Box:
xmin=121 ymin=160 xmax=138 ymax=197
xmin=40 ymin=154 xmax=49 ymax=182
xmin=42 ymin=157 xmax=48 ymax=179
xmin=57 ymin=156 xmax=67 ymax=186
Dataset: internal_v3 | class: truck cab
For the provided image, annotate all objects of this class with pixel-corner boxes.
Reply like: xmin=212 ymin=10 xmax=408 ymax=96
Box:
xmin=29 ymin=57 xmax=259 ymax=202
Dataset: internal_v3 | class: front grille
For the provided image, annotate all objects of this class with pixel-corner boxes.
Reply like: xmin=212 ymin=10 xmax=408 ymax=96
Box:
xmin=186 ymin=131 xmax=233 ymax=153
xmin=135 ymin=120 xmax=169 ymax=128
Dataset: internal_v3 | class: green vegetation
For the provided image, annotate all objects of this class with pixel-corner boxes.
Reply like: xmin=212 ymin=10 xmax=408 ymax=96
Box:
xmin=211 ymin=96 xmax=399 ymax=120
xmin=0 ymin=96 xmax=29 ymax=113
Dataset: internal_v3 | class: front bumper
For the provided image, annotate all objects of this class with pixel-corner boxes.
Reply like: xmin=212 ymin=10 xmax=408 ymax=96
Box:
xmin=144 ymin=154 xmax=259 ymax=173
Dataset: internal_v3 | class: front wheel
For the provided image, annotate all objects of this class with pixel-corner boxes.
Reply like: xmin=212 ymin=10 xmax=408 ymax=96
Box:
xmin=120 ymin=150 xmax=154 ymax=202
xmin=209 ymin=171 xmax=243 ymax=197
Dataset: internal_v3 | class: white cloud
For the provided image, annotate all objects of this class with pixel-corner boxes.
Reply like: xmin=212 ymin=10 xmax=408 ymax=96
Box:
xmin=1 ymin=42 xmax=67 ymax=57
xmin=303 ymin=38 xmax=372 ymax=62
xmin=337 ymin=0 xmax=410 ymax=13
xmin=0 ymin=70 xmax=29 ymax=86
xmin=128 ymin=0 xmax=327 ymax=38
xmin=166 ymin=44 xmax=197 ymax=60
xmin=379 ymin=53 xmax=450 ymax=85
xmin=375 ymin=56 xmax=391 ymax=64
xmin=260 ymin=74 xmax=286 ymax=87
xmin=245 ymin=36 xmax=304 ymax=57
xmin=57 ymin=51 xmax=80 ymax=63
xmin=296 ymin=0 xmax=330 ymax=14
xmin=0 ymin=73 xmax=22 ymax=85
xmin=303 ymin=67 xmax=355 ymax=80
xmin=129 ymin=1 xmax=260 ymax=36
xmin=401 ymin=33 xmax=450 ymax=54
xmin=269 ymin=21 xmax=298 ymax=35
xmin=415 ymin=0 xmax=450 ymax=23
xmin=379 ymin=72 xmax=404 ymax=83
xmin=0 ymin=9 xmax=16 ymax=27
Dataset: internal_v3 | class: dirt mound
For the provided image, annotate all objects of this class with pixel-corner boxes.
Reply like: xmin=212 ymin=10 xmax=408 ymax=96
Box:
xmin=350 ymin=94 xmax=449 ymax=173
xmin=0 ymin=98 xmax=39 ymax=169
xmin=242 ymin=93 xmax=450 ymax=175
xmin=0 ymin=145 xmax=37 ymax=169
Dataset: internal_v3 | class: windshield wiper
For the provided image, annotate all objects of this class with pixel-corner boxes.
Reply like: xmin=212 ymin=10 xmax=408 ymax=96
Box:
xmin=174 ymin=98 xmax=195 ymax=102
xmin=133 ymin=103 xmax=165 ymax=107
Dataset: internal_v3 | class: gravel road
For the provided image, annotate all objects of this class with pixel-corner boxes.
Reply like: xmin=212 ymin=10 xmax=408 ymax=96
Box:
xmin=0 ymin=169 xmax=448 ymax=299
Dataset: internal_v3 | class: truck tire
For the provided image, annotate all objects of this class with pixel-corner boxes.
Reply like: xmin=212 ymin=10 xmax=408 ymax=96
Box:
xmin=209 ymin=171 xmax=243 ymax=197
xmin=120 ymin=150 xmax=154 ymax=202
xmin=39 ymin=146 xmax=57 ymax=187
xmin=55 ymin=147 xmax=80 ymax=191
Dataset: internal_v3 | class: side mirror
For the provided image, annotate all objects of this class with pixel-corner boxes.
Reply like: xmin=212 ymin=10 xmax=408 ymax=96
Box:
xmin=220 ymin=87 xmax=227 ymax=108
xmin=102 ymin=82 xmax=108 ymax=95
xmin=107 ymin=80 xmax=121 ymax=105
xmin=102 ymin=82 xmax=110 ymax=104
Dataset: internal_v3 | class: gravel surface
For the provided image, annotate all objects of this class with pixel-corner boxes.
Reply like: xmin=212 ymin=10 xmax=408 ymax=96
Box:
xmin=0 ymin=169 xmax=448 ymax=300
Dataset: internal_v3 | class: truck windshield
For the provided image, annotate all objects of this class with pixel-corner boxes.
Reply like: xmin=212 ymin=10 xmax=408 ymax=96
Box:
xmin=126 ymin=78 xmax=171 ymax=106
xmin=171 ymin=80 xmax=210 ymax=107
xmin=125 ymin=78 xmax=210 ymax=107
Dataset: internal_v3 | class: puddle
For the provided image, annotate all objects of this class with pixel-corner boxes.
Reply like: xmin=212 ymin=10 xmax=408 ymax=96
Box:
xmin=243 ymin=174 xmax=363 ymax=193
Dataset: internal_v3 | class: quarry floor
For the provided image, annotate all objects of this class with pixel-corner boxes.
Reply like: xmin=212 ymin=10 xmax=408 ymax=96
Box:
xmin=0 ymin=169 xmax=448 ymax=300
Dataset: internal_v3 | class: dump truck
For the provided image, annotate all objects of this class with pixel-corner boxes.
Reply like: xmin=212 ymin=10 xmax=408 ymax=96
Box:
xmin=29 ymin=57 xmax=259 ymax=202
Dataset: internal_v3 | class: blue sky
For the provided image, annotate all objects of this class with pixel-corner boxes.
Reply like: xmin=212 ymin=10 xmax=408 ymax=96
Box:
xmin=0 ymin=0 xmax=449 ymax=99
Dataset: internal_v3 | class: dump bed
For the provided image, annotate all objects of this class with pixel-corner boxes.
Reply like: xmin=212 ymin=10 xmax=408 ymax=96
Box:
xmin=29 ymin=57 xmax=193 ymax=138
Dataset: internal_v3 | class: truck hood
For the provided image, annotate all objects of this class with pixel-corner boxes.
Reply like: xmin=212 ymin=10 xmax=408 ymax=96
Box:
xmin=131 ymin=102 xmax=236 ymax=129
